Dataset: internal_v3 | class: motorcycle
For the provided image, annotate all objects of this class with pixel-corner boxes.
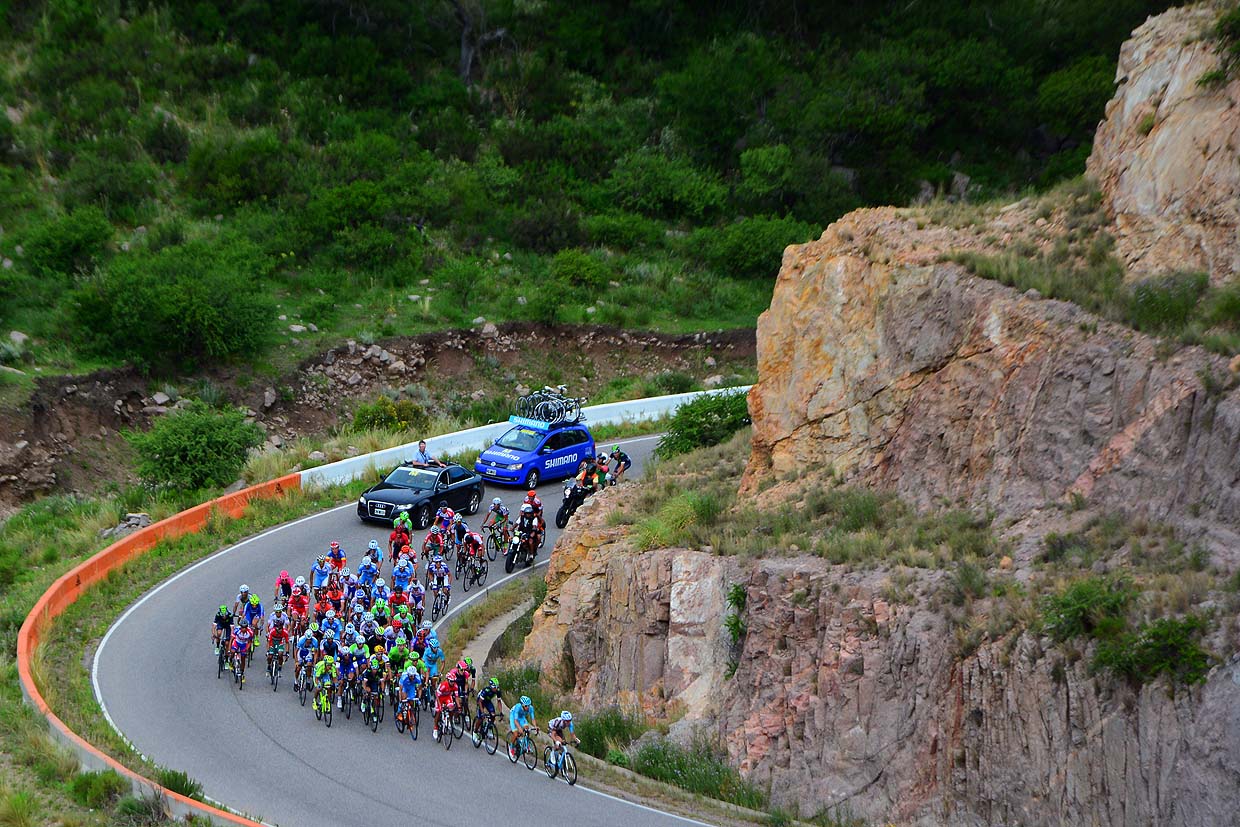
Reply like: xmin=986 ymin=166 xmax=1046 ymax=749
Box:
xmin=555 ymin=480 xmax=593 ymax=529
xmin=503 ymin=530 xmax=537 ymax=574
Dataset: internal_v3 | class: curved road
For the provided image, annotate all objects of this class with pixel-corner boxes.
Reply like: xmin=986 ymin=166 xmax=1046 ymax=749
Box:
xmin=93 ymin=436 xmax=707 ymax=827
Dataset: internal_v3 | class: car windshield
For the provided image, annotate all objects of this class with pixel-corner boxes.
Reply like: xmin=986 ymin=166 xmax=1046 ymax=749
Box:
xmin=383 ymin=467 xmax=440 ymax=489
xmin=493 ymin=427 xmax=542 ymax=452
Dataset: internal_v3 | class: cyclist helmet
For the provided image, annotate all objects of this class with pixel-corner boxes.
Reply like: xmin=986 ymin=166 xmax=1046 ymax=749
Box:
xmin=526 ymin=490 xmax=536 ymax=499
xmin=291 ymin=586 xmax=302 ymax=596
xmin=324 ymin=655 xmax=335 ymax=665
xmin=240 ymin=619 xmax=250 ymax=627
xmin=239 ymin=584 xmax=250 ymax=594
xmin=295 ymin=575 xmax=306 ymax=586
xmin=249 ymin=594 xmax=259 ymax=605
xmin=520 ymin=503 xmax=533 ymax=514
xmin=376 ymin=578 xmax=386 ymax=587
xmin=430 ymin=525 xmax=441 ymax=535
xmin=488 ymin=677 xmax=499 ymax=688
xmin=355 ymin=634 xmax=364 ymax=644
xmin=613 ymin=445 xmax=620 ymax=453
xmin=464 ymin=656 xmax=473 ymax=667
xmin=326 ymin=630 xmax=336 ymax=640
xmin=446 ymin=667 xmax=458 ymax=681
xmin=491 ymin=497 xmax=503 ymax=506
xmin=363 ymin=611 xmax=374 ymax=622
xmin=326 ymin=609 xmax=336 ymax=619
xmin=342 ymin=566 xmax=351 ymax=576
xmin=362 ymin=556 xmax=372 ymax=567
xmin=374 ymin=645 xmax=386 ymax=654
xmin=520 ymin=695 xmax=532 ymax=708
xmin=309 ymin=622 xmax=320 ymax=632
xmin=453 ymin=513 xmax=463 ymax=524
xmin=405 ymin=665 xmax=418 ymax=678
xmin=330 ymin=541 xmax=340 ymax=549
xmin=421 ymin=621 xmax=432 ymax=631
xmin=345 ymin=622 xmax=356 ymax=633
xmin=273 ymin=603 xmax=284 ymax=612
xmin=456 ymin=659 xmax=467 ymax=671
xmin=273 ymin=618 xmax=284 ymax=628
xmin=368 ymin=539 xmax=379 ymax=550
xmin=316 ymin=555 xmax=326 ymax=563
xmin=438 ymin=500 xmax=448 ymax=509
xmin=218 ymin=604 xmax=228 ymax=614
xmin=432 ymin=554 xmax=443 ymax=564
xmin=560 ymin=710 xmax=572 ymax=721
xmin=410 ymin=650 xmax=422 ymax=661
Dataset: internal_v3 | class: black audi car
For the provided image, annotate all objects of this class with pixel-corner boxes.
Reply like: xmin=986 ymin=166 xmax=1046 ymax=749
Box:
xmin=356 ymin=462 xmax=485 ymax=528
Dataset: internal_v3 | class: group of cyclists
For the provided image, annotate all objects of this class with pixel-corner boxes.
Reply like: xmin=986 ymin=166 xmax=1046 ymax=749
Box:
xmin=210 ymin=490 xmax=582 ymax=774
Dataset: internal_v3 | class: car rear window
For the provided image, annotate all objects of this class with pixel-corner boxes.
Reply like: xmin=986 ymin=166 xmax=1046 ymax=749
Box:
xmin=384 ymin=467 xmax=440 ymax=488
xmin=494 ymin=427 xmax=542 ymax=452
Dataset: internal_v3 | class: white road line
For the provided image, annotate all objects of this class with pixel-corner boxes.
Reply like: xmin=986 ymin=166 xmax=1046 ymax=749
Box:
xmin=92 ymin=431 xmax=702 ymax=826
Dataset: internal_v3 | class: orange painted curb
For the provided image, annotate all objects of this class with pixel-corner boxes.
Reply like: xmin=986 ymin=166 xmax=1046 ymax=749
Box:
xmin=17 ymin=472 xmax=303 ymax=827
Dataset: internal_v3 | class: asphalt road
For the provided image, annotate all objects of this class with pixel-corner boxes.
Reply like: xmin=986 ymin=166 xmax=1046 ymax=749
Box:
xmin=94 ymin=435 xmax=707 ymax=827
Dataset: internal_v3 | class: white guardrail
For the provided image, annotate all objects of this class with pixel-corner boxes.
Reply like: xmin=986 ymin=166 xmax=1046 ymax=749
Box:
xmin=298 ymin=386 xmax=752 ymax=489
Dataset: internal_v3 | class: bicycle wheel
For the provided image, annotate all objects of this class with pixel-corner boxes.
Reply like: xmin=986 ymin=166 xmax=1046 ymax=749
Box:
xmin=395 ymin=701 xmax=407 ymax=734
xmin=440 ymin=713 xmax=453 ymax=750
xmin=508 ymin=737 xmax=520 ymax=763
xmin=217 ymin=651 xmax=225 ymax=680
xmin=410 ymin=701 xmax=419 ymax=740
xmin=314 ymin=691 xmax=323 ymax=721
xmin=377 ymin=691 xmax=385 ymax=723
xmin=343 ymin=685 xmax=353 ymax=719
xmin=299 ymin=677 xmax=308 ymax=707
xmin=451 ymin=711 xmax=465 ymax=739
xmin=522 ymin=740 xmax=538 ymax=770
xmin=478 ymin=558 xmax=489 ymax=586
xmin=543 ymin=746 xmax=556 ymax=779
xmin=324 ymin=700 xmax=332 ymax=728
xmin=483 ymin=722 xmax=498 ymax=755
xmin=369 ymin=698 xmax=379 ymax=733
xmin=486 ymin=533 xmax=499 ymax=561
xmin=562 ymin=752 xmax=578 ymax=785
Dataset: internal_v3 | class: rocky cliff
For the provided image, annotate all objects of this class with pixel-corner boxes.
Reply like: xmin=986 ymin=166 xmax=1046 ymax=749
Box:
xmin=522 ymin=5 xmax=1240 ymax=824
xmin=744 ymin=206 xmax=1240 ymax=555
xmin=1088 ymin=4 xmax=1240 ymax=283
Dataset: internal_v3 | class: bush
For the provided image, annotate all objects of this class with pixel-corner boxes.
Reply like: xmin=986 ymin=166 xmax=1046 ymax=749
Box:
xmin=112 ymin=794 xmax=165 ymax=826
xmin=155 ymin=767 xmax=204 ymax=801
xmin=656 ymin=390 xmax=750 ymax=458
xmin=689 ymin=215 xmax=816 ymax=279
xmin=350 ymin=397 xmax=430 ymax=434
xmin=1094 ymin=616 xmax=1211 ymax=686
xmin=1124 ymin=272 xmax=1209 ymax=334
xmin=1041 ymin=577 xmax=1135 ymax=641
xmin=651 ymin=371 xmax=696 ymax=395
xmin=63 ymin=151 xmax=157 ymax=224
xmin=22 ymin=207 xmax=112 ymax=278
xmin=549 ymin=249 xmax=610 ymax=290
xmin=126 ymin=401 xmax=263 ymax=489
xmin=71 ymin=237 xmax=274 ymax=370
xmin=508 ymin=198 xmax=584 ymax=253
xmin=605 ymin=149 xmax=726 ymax=220
xmin=576 ymin=707 xmax=645 ymax=759
xmin=630 ymin=740 xmax=766 ymax=810
xmin=186 ymin=129 xmax=295 ymax=211
xmin=583 ymin=212 xmax=664 ymax=250
xmin=70 ymin=770 xmax=129 ymax=809
xmin=142 ymin=112 xmax=192 ymax=163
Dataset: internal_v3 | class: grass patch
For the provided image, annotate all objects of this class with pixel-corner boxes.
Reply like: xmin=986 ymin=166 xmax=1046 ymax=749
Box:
xmin=438 ymin=575 xmax=546 ymax=669
xmin=630 ymin=740 xmax=767 ymax=811
xmin=1094 ymin=616 xmax=1211 ymax=687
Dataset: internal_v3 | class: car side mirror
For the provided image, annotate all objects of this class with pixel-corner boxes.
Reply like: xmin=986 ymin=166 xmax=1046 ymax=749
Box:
xmin=436 ymin=481 xmax=448 ymax=490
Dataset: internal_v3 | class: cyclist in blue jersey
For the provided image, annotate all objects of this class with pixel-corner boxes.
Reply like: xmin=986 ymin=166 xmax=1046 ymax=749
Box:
xmin=367 ymin=538 xmax=385 ymax=577
xmin=242 ymin=594 xmax=265 ymax=630
xmin=391 ymin=556 xmax=415 ymax=591
xmin=309 ymin=556 xmax=332 ymax=597
xmin=358 ymin=555 xmax=378 ymax=588
xmin=508 ymin=695 xmax=537 ymax=758
xmin=423 ymin=634 xmax=444 ymax=680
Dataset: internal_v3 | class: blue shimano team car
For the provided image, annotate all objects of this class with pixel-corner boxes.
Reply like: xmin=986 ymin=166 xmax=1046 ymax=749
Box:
xmin=474 ymin=416 xmax=595 ymax=489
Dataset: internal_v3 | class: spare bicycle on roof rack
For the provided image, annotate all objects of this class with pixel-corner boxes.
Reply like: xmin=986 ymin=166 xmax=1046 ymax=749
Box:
xmin=513 ymin=385 xmax=587 ymax=426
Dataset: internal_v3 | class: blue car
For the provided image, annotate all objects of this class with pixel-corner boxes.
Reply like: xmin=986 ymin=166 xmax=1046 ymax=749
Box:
xmin=474 ymin=417 xmax=595 ymax=489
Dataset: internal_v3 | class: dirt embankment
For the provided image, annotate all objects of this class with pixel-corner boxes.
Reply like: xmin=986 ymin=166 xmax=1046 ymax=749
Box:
xmin=0 ymin=323 xmax=754 ymax=514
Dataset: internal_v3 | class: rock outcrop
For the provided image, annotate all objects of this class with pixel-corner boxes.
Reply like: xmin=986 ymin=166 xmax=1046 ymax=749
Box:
xmin=1088 ymin=4 xmax=1240 ymax=283
xmin=744 ymin=207 xmax=1240 ymax=555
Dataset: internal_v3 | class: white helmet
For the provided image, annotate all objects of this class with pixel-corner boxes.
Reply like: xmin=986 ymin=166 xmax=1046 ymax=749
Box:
xmin=560 ymin=710 xmax=572 ymax=721
xmin=376 ymin=578 xmax=386 ymax=587
xmin=294 ymin=576 xmax=306 ymax=587
xmin=239 ymin=584 xmax=250 ymax=593
xmin=491 ymin=497 xmax=503 ymax=506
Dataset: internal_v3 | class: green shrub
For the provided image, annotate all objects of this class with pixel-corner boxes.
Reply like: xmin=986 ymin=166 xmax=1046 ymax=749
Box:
xmin=651 ymin=371 xmax=696 ymax=395
xmin=656 ymin=390 xmax=750 ymax=458
xmin=22 ymin=207 xmax=112 ymax=278
xmin=689 ymin=215 xmax=816 ymax=279
xmin=350 ymin=397 xmax=429 ymax=434
xmin=70 ymin=770 xmax=129 ymax=809
xmin=71 ymin=237 xmax=274 ymax=370
xmin=1041 ymin=577 xmax=1134 ymax=641
xmin=141 ymin=112 xmax=191 ymax=163
xmin=605 ymin=149 xmax=726 ymax=220
xmin=583 ymin=212 xmax=664 ymax=250
xmin=1205 ymin=284 xmax=1240 ymax=328
xmin=576 ymin=707 xmax=645 ymax=759
xmin=549 ymin=249 xmax=610 ymax=290
xmin=1094 ymin=615 xmax=1211 ymax=686
xmin=186 ymin=129 xmax=295 ymax=211
xmin=126 ymin=401 xmax=263 ymax=489
xmin=606 ymin=748 xmax=629 ymax=767
xmin=1124 ymin=272 xmax=1209 ymax=334
xmin=630 ymin=740 xmax=766 ymax=810
xmin=112 ymin=793 xmax=165 ymax=825
xmin=155 ymin=767 xmax=204 ymax=801
xmin=508 ymin=198 xmax=584 ymax=253
xmin=63 ymin=151 xmax=157 ymax=224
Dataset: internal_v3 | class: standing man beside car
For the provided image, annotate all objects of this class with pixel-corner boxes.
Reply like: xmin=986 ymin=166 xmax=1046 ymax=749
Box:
xmin=411 ymin=440 xmax=444 ymax=468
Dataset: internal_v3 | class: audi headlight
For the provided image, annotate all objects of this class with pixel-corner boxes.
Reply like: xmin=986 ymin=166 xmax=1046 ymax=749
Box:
xmin=359 ymin=496 xmax=368 ymax=505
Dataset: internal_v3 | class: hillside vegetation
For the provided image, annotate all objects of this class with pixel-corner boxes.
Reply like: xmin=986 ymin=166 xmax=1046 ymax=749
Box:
xmin=0 ymin=0 xmax=1175 ymax=378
